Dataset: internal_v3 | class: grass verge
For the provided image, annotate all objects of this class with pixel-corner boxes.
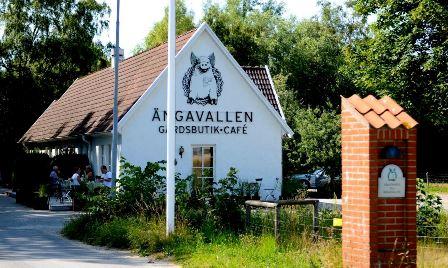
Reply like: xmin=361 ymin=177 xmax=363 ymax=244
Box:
xmin=62 ymin=213 xmax=448 ymax=267
xmin=426 ymin=183 xmax=448 ymax=195
xmin=61 ymin=214 xmax=342 ymax=267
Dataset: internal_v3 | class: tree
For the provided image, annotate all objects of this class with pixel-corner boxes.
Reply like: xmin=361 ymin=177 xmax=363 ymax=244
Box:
xmin=203 ymin=1 xmax=353 ymax=175
xmin=347 ymin=0 xmax=448 ymax=128
xmin=204 ymin=0 xmax=284 ymax=66
xmin=272 ymin=1 xmax=362 ymax=109
xmin=0 ymin=0 xmax=110 ymax=184
xmin=275 ymin=74 xmax=341 ymax=177
xmin=134 ymin=0 xmax=195 ymax=53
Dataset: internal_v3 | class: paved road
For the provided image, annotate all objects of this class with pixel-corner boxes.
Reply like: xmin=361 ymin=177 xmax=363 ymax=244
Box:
xmin=0 ymin=189 xmax=177 ymax=268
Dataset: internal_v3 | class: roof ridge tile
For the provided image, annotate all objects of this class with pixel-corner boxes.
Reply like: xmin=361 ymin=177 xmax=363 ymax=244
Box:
xmin=343 ymin=94 xmax=418 ymax=129
xmin=380 ymin=96 xmax=404 ymax=115
xmin=348 ymin=94 xmax=371 ymax=114
xmin=363 ymin=95 xmax=387 ymax=115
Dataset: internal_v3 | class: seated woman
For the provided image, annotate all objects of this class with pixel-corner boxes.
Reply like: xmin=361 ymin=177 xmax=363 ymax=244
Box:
xmin=70 ymin=167 xmax=82 ymax=188
xmin=84 ymin=165 xmax=95 ymax=182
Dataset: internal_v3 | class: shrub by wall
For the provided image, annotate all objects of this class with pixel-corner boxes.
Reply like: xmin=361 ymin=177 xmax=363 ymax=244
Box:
xmin=13 ymin=152 xmax=51 ymax=206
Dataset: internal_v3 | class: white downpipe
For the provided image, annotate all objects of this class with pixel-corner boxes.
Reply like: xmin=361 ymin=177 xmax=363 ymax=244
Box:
xmin=166 ymin=0 xmax=176 ymax=236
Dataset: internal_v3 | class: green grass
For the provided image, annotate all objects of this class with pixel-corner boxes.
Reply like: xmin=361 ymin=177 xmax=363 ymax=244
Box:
xmin=61 ymin=210 xmax=448 ymax=267
xmin=61 ymin=214 xmax=342 ymax=267
xmin=426 ymin=183 xmax=448 ymax=195
xmin=180 ymin=234 xmax=342 ymax=268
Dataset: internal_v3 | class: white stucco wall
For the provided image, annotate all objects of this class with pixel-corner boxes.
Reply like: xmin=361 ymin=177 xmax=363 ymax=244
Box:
xmin=118 ymin=29 xmax=286 ymax=197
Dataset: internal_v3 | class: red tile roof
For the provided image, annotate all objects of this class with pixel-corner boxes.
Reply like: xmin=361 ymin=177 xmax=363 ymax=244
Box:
xmin=242 ymin=66 xmax=282 ymax=115
xmin=20 ymin=30 xmax=283 ymax=144
xmin=343 ymin=94 xmax=418 ymax=129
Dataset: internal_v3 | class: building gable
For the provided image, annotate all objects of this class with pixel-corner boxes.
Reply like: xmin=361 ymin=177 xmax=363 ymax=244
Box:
xmin=118 ymin=23 xmax=293 ymax=137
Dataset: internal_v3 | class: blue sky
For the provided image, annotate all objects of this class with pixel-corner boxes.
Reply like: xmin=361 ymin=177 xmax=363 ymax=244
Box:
xmin=101 ymin=0 xmax=346 ymax=57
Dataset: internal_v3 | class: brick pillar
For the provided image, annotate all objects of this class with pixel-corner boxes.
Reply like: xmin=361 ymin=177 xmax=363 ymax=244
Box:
xmin=341 ymin=95 xmax=418 ymax=268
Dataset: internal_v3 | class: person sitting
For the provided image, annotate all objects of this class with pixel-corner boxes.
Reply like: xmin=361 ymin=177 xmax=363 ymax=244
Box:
xmin=84 ymin=165 xmax=94 ymax=182
xmin=49 ymin=166 xmax=60 ymax=195
xmin=100 ymin=165 xmax=113 ymax=188
xmin=50 ymin=166 xmax=59 ymax=183
xmin=70 ymin=167 xmax=82 ymax=188
xmin=50 ymin=166 xmax=59 ymax=196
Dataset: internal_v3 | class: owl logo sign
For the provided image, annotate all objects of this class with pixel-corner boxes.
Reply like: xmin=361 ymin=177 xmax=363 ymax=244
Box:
xmin=182 ymin=52 xmax=224 ymax=105
xmin=378 ymin=164 xmax=405 ymax=198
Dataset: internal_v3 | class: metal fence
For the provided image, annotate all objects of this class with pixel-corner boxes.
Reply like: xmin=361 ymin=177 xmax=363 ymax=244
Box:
xmin=419 ymin=172 xmax=448 ymax=183
xmin=245 ymin=200 xmax=342 ymax=242
xmin=244 ymin=200 xmax=448 ymax=266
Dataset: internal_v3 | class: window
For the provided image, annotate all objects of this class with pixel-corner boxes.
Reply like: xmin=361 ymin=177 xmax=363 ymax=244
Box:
xmin=192 ymin=145 xmax=215 ymax=192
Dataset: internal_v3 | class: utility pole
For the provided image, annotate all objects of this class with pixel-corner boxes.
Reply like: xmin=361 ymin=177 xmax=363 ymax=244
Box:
xmin=111 ymin=0 xmax=120 ymax=187
xmin=166 ymin=0 xmax=176 ymax=235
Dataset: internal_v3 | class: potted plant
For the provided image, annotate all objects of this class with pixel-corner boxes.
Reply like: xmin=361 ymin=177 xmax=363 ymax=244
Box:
xmin=249 ymin=182 xmax=260 ymax=200
xmin=33 ymin=184 xmax=49 ymax=210
xmin=238 ymin=181 xmax=251 ymax=200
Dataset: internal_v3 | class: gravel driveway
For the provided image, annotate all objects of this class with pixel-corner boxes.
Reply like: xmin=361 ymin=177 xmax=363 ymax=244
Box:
xmin=440 ymin=194 xmax=448 ymax=211
xmin=0 ymin=188 xmax=177 ymax=268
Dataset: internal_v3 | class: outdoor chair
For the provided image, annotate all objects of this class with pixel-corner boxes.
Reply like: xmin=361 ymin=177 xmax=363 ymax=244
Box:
xmin=59 ymin=180 xmax=72 ymax=203
xmin=263 ymin=177 xmax=281 ymax=201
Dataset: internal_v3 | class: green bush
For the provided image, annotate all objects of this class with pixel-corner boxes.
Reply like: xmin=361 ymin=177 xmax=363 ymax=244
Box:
xmin=177 ymin=167 xmax=245 ymax=233
xmin=417 ymin=178 xmax=443 ymax=236
xmin=116 ymin=159 xmax=166 ymax=218
xmin=281 ymin=177 xmax=309 ymax=199
xmin=62 ymin=215 xmax=198 ymax=256
xmin=65 ymin=160 xmax=249 ymax=255
xmin=62 ymin=215 xmax=132 ymax=248
xmin=282 ymin=106 xmax=341 ymax=178
xmin=77 ymin=159 xmax=167 ymax=220
xmin=61 ymin=214 xmax=97 ymax=241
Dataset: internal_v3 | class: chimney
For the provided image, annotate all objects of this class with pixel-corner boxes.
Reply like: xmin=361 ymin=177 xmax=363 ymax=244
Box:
xmin=111 ymin=47 xmax=124 ymax=67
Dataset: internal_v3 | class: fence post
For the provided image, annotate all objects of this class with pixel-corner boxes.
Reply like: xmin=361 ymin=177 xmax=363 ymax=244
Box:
xmin=426 ymin=171 xmax=429 ymax=187
xmin=245 ymin=205 xmax=251 ymax=230
xmin=274 ymin=205 xmax=280 ymax=242
xmin=313 ymin=201 xmax=319 ymax=234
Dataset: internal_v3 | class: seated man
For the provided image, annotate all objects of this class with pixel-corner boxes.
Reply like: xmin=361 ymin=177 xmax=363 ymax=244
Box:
xmin=100 ymin=165 xmax=113 ymax=188
xmin=49 ymin=166 xmax=59 ymax=195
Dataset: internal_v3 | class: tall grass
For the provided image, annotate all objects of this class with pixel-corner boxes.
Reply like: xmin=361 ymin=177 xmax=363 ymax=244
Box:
xmin=62 ymin=205 xmax=345 ymax=267
xmin=61 ymin=208 xmax=448 ymax=267
xmin=181 ymin=234 xmax=342 ymax=268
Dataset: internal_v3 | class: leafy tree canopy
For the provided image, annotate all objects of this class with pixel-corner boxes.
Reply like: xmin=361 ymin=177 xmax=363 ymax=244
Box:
xmin=204 ymin=0 xmax=284 ymax=66
xmin=0 ymin=0 xmax=110 ymax=181
xmin=202 ymin=0 xmax=353 ymax=175
xmin=347 ymin=0 xmax=448 ymax=128
xmin=134 ymin=0 xmax=195 ymax=53
xmin=276 ymin=74 xmax=341 ymax=176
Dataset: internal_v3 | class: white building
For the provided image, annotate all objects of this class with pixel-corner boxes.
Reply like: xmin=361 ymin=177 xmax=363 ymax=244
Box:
xmin=20 ymin=23 xmax=293 ymax=197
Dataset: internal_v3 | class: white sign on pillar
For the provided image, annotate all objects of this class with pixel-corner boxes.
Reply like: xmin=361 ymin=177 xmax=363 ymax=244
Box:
xmin=378 ymin=164 xmax=406 ymax=198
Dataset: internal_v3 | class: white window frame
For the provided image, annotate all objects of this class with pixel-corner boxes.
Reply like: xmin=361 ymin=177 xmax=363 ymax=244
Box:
xmin=191 ymin=144 xmax=216 ymax=186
